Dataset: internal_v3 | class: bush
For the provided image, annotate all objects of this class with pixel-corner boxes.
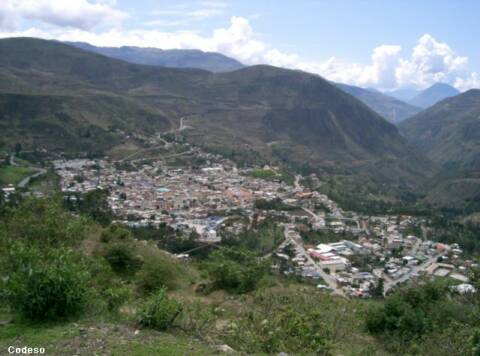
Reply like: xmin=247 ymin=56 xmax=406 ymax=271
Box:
xmin=138 ymin=288 xmax=182 ymax=331
xmin=136 ymin=252 xmax=177 ymax=294
xmin=103 ymin=243 xmax=143 ymax=276
xmin=1 ymin=198 xmax=88 ymax=247
xmin=103 ymin=286 xmax=131 ymax=314
xmin=100 ymin=224 xmax=132 ymax=243
xmin=4 ymin=246 xmax=90 ymax=321
xmin=207 ymin=247 xmax=268 ymax=294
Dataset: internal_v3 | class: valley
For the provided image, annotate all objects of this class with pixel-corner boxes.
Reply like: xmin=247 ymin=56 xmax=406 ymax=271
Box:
xmin=0 ymin=33 xmax=479 ymax=356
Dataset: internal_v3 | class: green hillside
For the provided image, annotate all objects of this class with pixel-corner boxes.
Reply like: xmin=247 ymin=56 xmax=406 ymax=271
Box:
xmin=400 ymin=89 xmax=480 ymax=209
xmin=66 ymin=41 xmax=245 ymax=72
xmin=336 ymin=82 xmax=421 ymax=124
xmin=0 ymin=37 xmax=433 ymax=195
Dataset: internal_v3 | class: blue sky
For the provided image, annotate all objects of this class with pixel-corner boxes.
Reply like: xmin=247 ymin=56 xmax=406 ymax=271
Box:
xmin=0 ymin=0 xmax=478 ymax=90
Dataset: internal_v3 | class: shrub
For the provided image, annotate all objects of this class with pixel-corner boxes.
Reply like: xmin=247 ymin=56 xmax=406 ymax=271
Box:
xmin=207 ymin=247 xmax=269 ymax=294
xmin=1 ymin=198 xmax=88 ymax=247
xmin=100 ymin=224 xmax=132 ymax=243
xmin=136 ymin=253 xmax=177 ymax=294
xmin=103 ymin=243 xmax=143 ymax=276
xmin=225 ymin=289 xmax=341 ymax=354
xmin=4 ymin=246 xmax=90 ymax=321
xmin=103 ymin=286 xmax=131 ymax=314
xmin=138 ymin=288 xmax=182 ymax=331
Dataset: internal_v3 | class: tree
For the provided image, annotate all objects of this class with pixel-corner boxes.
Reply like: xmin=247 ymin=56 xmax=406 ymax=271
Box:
xmin=370 ymin=278 xmax=384 ymax=298
xmin=14 ymin=143 xmax=22 ymax=155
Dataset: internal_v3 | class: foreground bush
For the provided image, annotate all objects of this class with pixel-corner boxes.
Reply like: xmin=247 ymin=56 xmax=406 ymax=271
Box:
xmin=207 ymin=247 xmax=268 ymax=294
xmin=1 ymin=197 xmax=88 ymax=247
xmin=136 ymin=246 xmax=181 ymax=294
xmin=4 ymin=245 xmax=90 ymax=321
xmin=103 ymin=242 xmax=143 ymax=276
xmin=103 ymin=286 xmax=131 ymax=314
xmin=138 ymin=288 xmax=182 ymax=331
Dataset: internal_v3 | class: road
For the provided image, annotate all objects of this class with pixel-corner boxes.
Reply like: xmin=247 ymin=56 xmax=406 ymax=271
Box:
xmin=285 ymin=225 xmax=345 ymax=296
xmin=9 ymin=152 xmax=47 ymax=188
xmin=294 ymin=175 xmax=301 ymax=190
xmin=18 ymin=169 xmax=47 ymax=188
xmin=383 ymin=252 xmax=443 ymax=294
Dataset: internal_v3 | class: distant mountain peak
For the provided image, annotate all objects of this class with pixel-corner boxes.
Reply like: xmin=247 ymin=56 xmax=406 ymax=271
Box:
xmin=409 ymin=82 xmax=460 ymax=108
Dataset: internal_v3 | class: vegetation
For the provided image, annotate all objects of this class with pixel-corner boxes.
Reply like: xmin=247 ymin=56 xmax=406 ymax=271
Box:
xmin=137 ymin=288 xmax=182 ymax=331
xmin=365 ymin=279 xmax=480 ymax=355
xmin=0 ymin=165 xmax=36 ymax=185
xmin=0 ymin=196 xmax=479 ymax=354
xmin=223 ymin=218 xmax=285 ymax=256
xmin=3 ymin=245 xmax=90 ymax=321
xmin=206 ymin=247 xmax=269 ymax=294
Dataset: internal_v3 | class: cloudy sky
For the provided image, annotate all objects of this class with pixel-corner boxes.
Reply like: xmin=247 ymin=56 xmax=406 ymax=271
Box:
xmin=1 ymin=0 xmax=479 ymax=91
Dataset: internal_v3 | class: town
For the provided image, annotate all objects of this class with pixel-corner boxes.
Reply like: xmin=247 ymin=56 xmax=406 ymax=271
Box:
xmin=47 ymin=145 xmax=477 ymax=298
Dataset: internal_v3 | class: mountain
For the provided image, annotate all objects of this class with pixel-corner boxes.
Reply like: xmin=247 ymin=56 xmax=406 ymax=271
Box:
xmin=400 ymin=89 xmax=480 ymax=168
xmin=400 ymin=89 xmax=480 ymax=208
xmin=408 ymin=83 xmax=460 ymax=108
xmin=385 ymin=88 xmax=420 ymax=102
xmin=65 ymin=41 xmax=245 ymax=73
xmin=335 ymin=83 xmax=421 ymax=124
xmin=0 ymin=37 xmax=431 ymax=194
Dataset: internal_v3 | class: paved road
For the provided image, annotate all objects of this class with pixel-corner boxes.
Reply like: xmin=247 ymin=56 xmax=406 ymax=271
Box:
xmin=285 ymin=226 xmax=345 ymax=296
xmin=18 ymin=169 xmax=47 ymax=188
xmin=383 ymin=252 xmax=443 ymax=294
xmin=9 ymin=152 xmax=47 ymax=188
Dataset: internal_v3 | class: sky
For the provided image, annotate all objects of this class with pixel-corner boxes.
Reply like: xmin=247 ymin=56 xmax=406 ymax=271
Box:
xmin=0 ymin=0 xmax=479 ymax=91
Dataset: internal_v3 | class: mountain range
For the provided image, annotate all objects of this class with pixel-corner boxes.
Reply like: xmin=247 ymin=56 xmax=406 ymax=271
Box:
xmin=408 ymin=83 xmax=460 ymax=108
xmin=387 ymin=83 xmax=460 ymax=109
xmin=400 ymin=89 xmax=480 ymax=208
xmin=0 ymin=37 xmax=432 ymax=196
xmin=65 ymin=41 xmax=461 ymax=126
xmin=335 ymin=83 xmax=421 ymax=124
xmin=66 ymin=41 xmax=245 ymax=73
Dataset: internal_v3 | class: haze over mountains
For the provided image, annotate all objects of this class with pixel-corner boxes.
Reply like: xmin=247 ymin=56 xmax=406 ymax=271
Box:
xmin=0 ymin=38 xmax=430 ymax=191
xmin=62 ymin=41 xmax=467 ymax=126
xmin=66 ymin=41 xmax=245 ymax=73
xmin=387 ymin=83 xmax=460 ymax=108
xmin=335 ymin=83 xmax=421 ymax=124
xmin=3 ymin=37 xmax=479 ymax=209
xmin=409 ymin=83 xmax=460 ymax=108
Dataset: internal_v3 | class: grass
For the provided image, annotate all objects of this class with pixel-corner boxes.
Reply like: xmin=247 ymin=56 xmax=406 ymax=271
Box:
xmin=0 ymin=165 xmax=37 ymax=185
xmin=249 ymin=168 xmax=295 ymax=186
xmin=0 ymin=315 xmax=217 ymax=356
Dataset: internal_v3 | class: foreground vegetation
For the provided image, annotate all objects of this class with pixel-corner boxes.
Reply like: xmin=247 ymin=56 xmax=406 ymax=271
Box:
xmin=0 ymin=196 xmax=479 ymax=355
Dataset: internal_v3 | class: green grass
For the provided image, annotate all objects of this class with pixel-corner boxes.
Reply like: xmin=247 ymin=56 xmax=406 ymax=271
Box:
xmin=0 ymin=318 xmax=217 ymax=356
xmin=0 ymin=165 xmax=36 ymax=185
xmin=249 ymin=168 xmax=277 ymax=179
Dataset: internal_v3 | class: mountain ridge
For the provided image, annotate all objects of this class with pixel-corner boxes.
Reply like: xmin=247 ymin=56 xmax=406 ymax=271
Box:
xmin=65 ymin=41 xmax=245 ymax=73
xmin=335 ymin=82 xmax=421 ymax=124
xmin=0 ymin=37 xmax=433 ymax=194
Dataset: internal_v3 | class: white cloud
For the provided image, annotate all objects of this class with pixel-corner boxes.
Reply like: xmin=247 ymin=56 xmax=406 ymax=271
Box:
xmin=0 ymin=1 xmax=17 ymax=30
xmin=396 ymin=34 xmax=468 ymax=89
xmin=1 ymin=0 xmax=127 ymax=30
xmin=0 ymin=3 xmax=478 ymax=91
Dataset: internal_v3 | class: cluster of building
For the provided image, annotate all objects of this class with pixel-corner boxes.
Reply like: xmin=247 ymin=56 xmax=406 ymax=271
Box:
xmin=54 ymin=156 xmax=293 ymax=242
xmin=53 ymin=147 xmax=475 ymax=297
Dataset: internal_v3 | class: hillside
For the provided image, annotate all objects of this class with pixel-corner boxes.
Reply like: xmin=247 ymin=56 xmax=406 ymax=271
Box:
xmin=400 ymin=89 xmax=480 ymax=167
xmin=0 ymin=37 xmax=432 ymax=192
xmin=66 ymin=41 xmax=245 ymax=73
xmin=400 ymin=89 xmax=480 ymax=208
xmin=409 ymin=83 xmax=460 ymax=108
xmin=336 ymin=83 xmax=421 ymax=123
